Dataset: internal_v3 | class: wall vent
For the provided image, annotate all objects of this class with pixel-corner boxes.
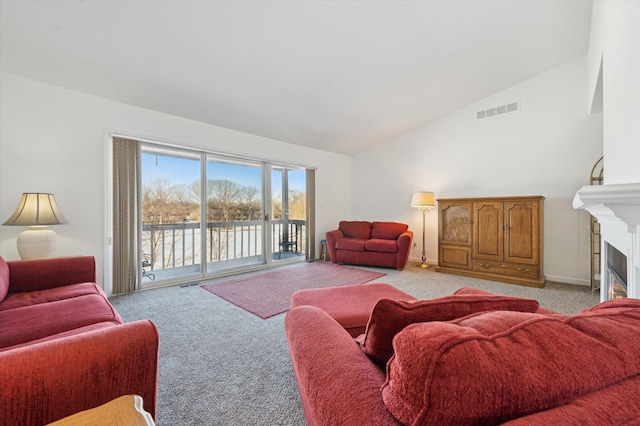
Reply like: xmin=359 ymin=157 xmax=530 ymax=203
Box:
xmin=477 ymin=102 xmax=518 ymax=120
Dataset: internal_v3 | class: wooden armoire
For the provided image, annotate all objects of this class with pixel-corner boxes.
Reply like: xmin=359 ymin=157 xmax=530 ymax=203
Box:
xmin=436 ymin=196 xmax=545 ymax=288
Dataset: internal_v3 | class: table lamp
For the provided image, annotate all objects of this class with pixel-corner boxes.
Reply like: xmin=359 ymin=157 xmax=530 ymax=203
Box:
xmin=3 ymin=193 xmax=69 ymax=259
xmin=410 ymin=191 xmax=435 ymax=268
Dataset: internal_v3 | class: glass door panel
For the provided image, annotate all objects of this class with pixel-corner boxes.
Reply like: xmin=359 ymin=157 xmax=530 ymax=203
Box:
xmin=272 ymin=167 xmax=306 ymax=262
xmin=140 ymin=146 xmax=202 ymax=286
xmin=205 ymin=156 xmax=264 ymax=272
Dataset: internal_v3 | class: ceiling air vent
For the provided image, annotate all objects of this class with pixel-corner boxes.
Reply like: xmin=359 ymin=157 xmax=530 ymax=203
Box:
xmin=477 ymin=102 xmax=519 ymax=120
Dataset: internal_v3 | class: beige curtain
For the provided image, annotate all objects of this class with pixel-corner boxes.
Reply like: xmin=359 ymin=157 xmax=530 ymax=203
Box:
xmin=305 ymin=168 xmax=316 ymax=260
xmin=112 ymin=137 xmax=140 ymax=294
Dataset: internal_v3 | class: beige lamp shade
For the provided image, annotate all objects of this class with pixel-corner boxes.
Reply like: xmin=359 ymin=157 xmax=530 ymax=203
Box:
xmin=3 ymin=193 xmax=69 ymax=226
xmin=410 ymin=192 xmax=436 ymax=210
xmin=3 ymin=193 xmax=69 ymax=259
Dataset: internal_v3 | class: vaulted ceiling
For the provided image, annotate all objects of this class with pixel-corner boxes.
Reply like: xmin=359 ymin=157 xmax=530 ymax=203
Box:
xmin=0 ymin=1 xmax=592 ymax=155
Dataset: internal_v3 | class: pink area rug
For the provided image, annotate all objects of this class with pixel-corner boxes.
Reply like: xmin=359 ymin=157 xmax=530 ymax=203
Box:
xmin=201 ymin=262 xmax=386 ymax=319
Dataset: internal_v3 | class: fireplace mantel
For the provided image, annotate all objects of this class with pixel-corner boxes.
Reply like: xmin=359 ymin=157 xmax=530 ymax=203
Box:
xmin=573 ymin=182 xmax=640 ymax=300
xmin=573 ymin=183 xmax=640 ymax=230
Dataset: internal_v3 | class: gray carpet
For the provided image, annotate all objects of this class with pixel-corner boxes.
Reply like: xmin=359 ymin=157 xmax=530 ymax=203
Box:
xmin=109 ymin=263 xmax=599 ymax=426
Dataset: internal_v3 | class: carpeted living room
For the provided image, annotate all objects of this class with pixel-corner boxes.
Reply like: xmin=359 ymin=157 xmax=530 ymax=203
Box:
xmin=2 ymin=1 xmax=640 ymax=425
xmin=109 ymin=264 xmax=601 ymax=425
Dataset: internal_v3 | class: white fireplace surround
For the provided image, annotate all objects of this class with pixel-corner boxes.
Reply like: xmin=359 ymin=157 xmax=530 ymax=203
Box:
xmin=573 ymin=183 xmax=640 ymax=301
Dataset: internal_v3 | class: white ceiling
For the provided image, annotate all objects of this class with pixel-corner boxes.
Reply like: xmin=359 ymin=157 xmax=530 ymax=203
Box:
xmin=0 ymin=0 xmax=592 ymax=155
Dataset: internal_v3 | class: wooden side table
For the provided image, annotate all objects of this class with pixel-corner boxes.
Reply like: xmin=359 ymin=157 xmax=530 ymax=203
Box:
xmin=320 ymin=239 xmax=328 ymax=261
xmin=47 ymin=395 xmax=155 ymax=426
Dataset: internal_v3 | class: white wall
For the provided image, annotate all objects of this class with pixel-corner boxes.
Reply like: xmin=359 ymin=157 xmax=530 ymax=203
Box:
xmin=352 ymin=55 xmax=603 ymax=285
xmin=0 ymin=73 xmax=352 ymax=292
xmin=584 ymin=0 xmax=640 ymax=299
xmin=588 ymin=0 xmax=640 ymax=185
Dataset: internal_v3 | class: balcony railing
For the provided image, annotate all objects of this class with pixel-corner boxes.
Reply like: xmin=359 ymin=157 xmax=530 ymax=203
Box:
xmin=141 ymin=219 xmax=305 ymax=278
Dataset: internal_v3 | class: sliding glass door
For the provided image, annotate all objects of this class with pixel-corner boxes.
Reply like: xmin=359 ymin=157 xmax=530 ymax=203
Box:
xmin=137 ymin=142 xmax=310 ymax=287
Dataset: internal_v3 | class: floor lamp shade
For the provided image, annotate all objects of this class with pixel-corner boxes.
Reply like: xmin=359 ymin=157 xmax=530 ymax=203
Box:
xmin=410 ymin=192 xmax=435 ymax=210
xmin=3 ymin=193 xmax=69 ymax=260
xmin=411 ymin=192 xmax=435 ymax=268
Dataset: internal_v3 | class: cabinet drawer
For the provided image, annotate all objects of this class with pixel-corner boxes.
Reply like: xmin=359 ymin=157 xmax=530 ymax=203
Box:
xmin=472 ymin=260 xmax=538 ymax=279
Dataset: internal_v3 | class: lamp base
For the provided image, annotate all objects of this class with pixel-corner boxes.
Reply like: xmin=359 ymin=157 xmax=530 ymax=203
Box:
xmin=17 ymin=227 xmax=57 ymax=260
xmin=418 ymin=249 xmax=431 ymax=269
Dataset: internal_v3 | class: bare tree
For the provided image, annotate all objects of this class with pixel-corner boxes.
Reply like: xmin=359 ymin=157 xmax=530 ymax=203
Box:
xmin=142 ymin=179 xmax=199 ymax=269
xmin=142 ymin=179 xmax=173 ymax=224
xmin=288 ymin=189 xmax=306 ymax=220
xmin=140 ymin=175 xmax=306 ymax=272
xmin=207 ymin=179 xmax=241 ymax=221
xmin=239 ymin=185 xmax=260 ymax=220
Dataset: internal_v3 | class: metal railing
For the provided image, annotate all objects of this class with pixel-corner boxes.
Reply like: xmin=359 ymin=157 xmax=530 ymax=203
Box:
xmin=141 ymin=219 xmax=305 ymax=275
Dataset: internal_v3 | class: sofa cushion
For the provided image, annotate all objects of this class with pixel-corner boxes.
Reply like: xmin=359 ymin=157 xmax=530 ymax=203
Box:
xmin=381 ymin=298 xmax=640 ymax=426
xmin=0 ymin=293 xmax=123 ymax=349
xmin=454 ymin=286 xmax=560 ymax=315
xmin=371 ymin=222 xmax=408 ymax=240
xmin=0 ymin=282 xmax=104 ymax=311
xmin=339 ymin=221 xmax=372 ymax=239
xmin=335 ymin=238 xmax=367 ymax=252
xmin=502 ymin=373 xmax=640 ymax=426
xmin=0 ymin=257 xmax=8 ymax=302
xmin=357 ymin=293 xmax=540 ymax=367
xmin=365 ymin=239 xmax=398 ymax=253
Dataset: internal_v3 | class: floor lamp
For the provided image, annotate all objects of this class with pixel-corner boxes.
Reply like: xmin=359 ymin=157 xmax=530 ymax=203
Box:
xmin=411 ymin=192 xmax=435 ymax=268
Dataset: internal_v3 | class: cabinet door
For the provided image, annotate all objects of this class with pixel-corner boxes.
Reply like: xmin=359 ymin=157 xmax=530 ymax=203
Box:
xmin=439 ymin=201 xmax=472 ymax=269
xmin=504 ymin=200 xmax=539 ymax=265
xmin=439 ymin=201 xmax=472 ymax=246
xmin=473 ymin=201 xmax=503 ymax=261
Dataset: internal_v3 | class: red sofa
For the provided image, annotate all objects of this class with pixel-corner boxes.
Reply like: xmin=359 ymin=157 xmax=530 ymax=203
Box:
xmin=326 ymin=221 xmax=413 ymax=270
xmin=285 ymin=287 xmax=640 ymax=425
xmin=0 ymin=256 xmax=159 ymax=426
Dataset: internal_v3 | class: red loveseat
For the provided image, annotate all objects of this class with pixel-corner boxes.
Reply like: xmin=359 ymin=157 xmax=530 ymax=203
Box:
xmin=326 ymin=221 xmax=413 ymax=270
xmin=0 ymin=256 xmax=159 ymax=426
xmin=285 ymin=287 xmax=640 ymax=425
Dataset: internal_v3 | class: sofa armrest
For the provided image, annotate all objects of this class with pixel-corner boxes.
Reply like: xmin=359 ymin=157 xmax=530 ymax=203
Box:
xmin=0 ymin=320 xmax=159 ymax=425
xmin=325 ymin=229 xmax=344 ymax=264
xmin=7 ymin=256 xmax=98 ymax=293
xmin=285 ymin=306 xmax=401 ymax=426
xmin=395 ymin=230 xmax=413 ymax=269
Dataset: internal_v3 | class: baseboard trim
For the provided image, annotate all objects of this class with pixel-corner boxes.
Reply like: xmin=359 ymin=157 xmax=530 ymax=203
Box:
xmin=545 ymin=275 xmax=590 ymax=287
xmin=408 ymin=256 xmax=591 ymax=287
xmin=408 ymin=256 xmax=438 ymax=266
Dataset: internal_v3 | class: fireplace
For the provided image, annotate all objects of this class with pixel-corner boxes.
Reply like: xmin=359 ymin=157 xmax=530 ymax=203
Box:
xmin=606 ymin=242 xmax=627 ymax=299
xmin=573 ymin=183 xmax=640 ymax=301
